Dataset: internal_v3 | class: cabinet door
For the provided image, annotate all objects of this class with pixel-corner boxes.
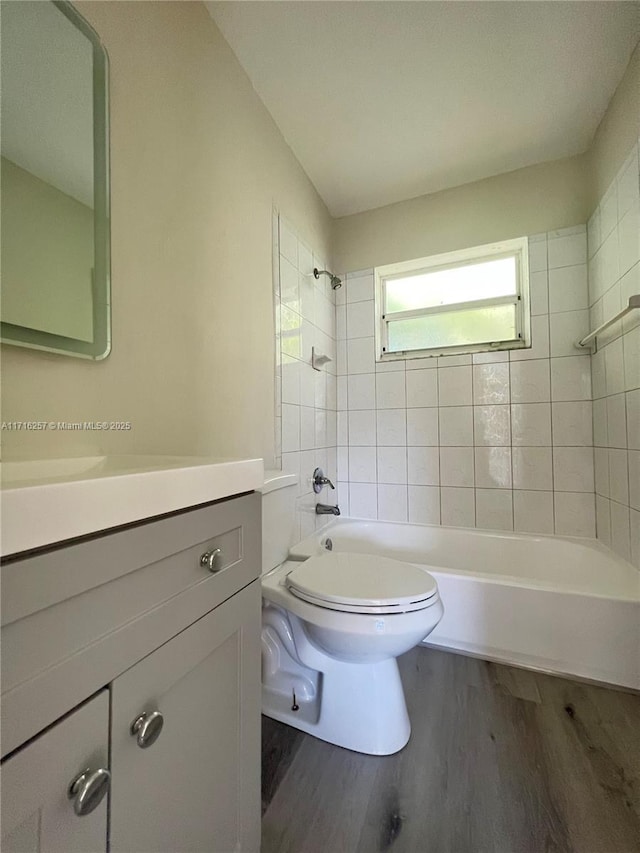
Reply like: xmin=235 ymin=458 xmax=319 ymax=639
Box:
xmin=110 ymin=580 xmax=261 ymax=853
xmin=1 ymin=691 xmax=109 ymax=853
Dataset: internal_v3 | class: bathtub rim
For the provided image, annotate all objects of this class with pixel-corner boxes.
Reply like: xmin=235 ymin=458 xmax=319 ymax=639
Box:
xmin=296 ymin=516 xmax=640 ymax=604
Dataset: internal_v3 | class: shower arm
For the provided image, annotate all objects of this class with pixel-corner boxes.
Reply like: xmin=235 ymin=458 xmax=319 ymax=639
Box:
xmin=313 ymin=268 xmax=342 ymax=290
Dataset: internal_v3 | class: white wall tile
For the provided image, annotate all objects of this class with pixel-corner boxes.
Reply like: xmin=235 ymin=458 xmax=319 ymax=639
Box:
xmin=408 ymin=486 xmax=440 ymax=525
xmin=300 ymin=406 xmax=315 ymax=450
xmin=528 ymin=236 xmax=547 ymax=272
xmin=473 ymin=363 xmax=510 ymax=403
xmin=406 ymin=369 xmax=438 ymax=407
xmin=440 ymin=447 xmax=474 ymax=487
xmin=349 ymin=483 xmax=378 ymax=519
xmin=347 ymin=374 xmax=376 ymax=410
xmin=335 ymin=303 xmax=346 ymax=340
xmin=609 ymin=449 xmax=629 ymax=505
xmin=441 ymin=487 xmax=475 ymax=528
xmin=473 ymin=405 xmax=511 ymax=446
xmin=439 ymin=407 xmax=473 ymax=446
xmin=407 ymin=408 xmax=439 ymax=446
xmin=346 ymin=273 xmax=374 ymax=304
xmin=551 ymin=401 xmax=593 ymax=446
xmin=347 ymin=337 xmax=375 ymax=374
xmin=475 ymin=489 xmax=513 ymax=531
xmin=596 ymin=495 xmax=611 ymax=546
xmin=438 ymin=366 xmax=472 ymax=406
xmin=279 ymin=219 xmax=298 ymax=267
xmin=511 ymin=403 xmax=551 ymax=446
xmin=553 ymin=447 xmax=594 ymax=492
xmin=618 ymin=203 xmax=640 ymax=277
xmin=407 ymin=446 xmax=440 ymax=485
xmin=337 ymin=410 xmax=348 ymax=445
xmin=631 ymin=508 xmax=640 ymax=568
xmin=346 ymin=300 xmax=374 ymax=338
xmin=474 ymin=447 xmax=512 ymax=488
xmin=550 ymin=310 xmax=589 ymax=357
xmin=606 ymin=394 xmax=627 ymax=449
xmin=594 ymin=447 xmax=610 ymax=497
xmin=377 ymin=447 xmax=408 ymax=484
xmin=550 ymin=357 xmax=591 ymax=401
xmin=377 ymin=485 xmax=408 ymax=522
xmin=548 ymin=232 xmax=587 ymax=270
xmin=280 ymin=256 xmax=300 ymax=312
xmin=628 ymin=389 xmax=640 ymax=451
xmin=617 ymin=145 xmax=639 ymax=218
xmin=513 ymin=490 xmax=554 ymax=534
xmin=604 ymin=338 xmax=625 ymax=395
xmin=610 ymin=500 xmax=631 ymax=561
xmin=623 ymin=325 xmax=640 ymax=391
xmin=281 ymin=357 xmax=300 ymax=405
xmin=548 ymin=265 xmax=588 ymax=313
xmin=631 ymin=451 xmax=640 ymax=511
xmin=376 ymin=372 xmax=406 ymax=409
xmin=510 ymin=360 xmax=551 ymax=403
xmin=348 ymin=410 xmax=376 ymax=446
xmin=587 ymin=208 xmax=601 ymax=261
xmin=529 ymin=270 xmax=549 ymax=316
xmin=349 ymin=446 xmax=377 ymax=483
xmin=377 ymin=409 xmax=407 ymax=446
xmin=554 ymin=492 xmax=595 ymax=537
xmin=512 ymin=447 xmax=553 ymax=490
xmin=282 ymin=403 xmax=300 ymax=452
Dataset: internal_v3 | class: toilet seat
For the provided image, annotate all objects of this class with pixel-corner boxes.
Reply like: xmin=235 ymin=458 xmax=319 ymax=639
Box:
xmin=285 ymin=552 xmax=439 ymax=615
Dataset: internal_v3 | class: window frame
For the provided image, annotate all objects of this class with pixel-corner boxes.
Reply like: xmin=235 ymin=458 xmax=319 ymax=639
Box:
xmin=375 ymin=237 xmax=530 ymax=362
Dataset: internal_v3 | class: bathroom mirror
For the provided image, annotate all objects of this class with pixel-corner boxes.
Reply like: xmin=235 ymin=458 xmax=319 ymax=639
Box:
xmin=0 ymin=1 xmax=110 ymax=359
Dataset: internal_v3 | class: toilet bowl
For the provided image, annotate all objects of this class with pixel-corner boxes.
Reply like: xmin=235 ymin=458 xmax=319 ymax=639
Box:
xmin=259 ymin=472 xmax=444 ymax=755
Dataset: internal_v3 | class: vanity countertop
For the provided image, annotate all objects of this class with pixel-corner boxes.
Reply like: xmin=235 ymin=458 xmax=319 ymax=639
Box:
xmin=0 ymin=455 xmax=264 ymax=557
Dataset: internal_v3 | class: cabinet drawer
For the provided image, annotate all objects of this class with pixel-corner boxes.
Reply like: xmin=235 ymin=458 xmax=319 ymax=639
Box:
xmin=1 ymin=691 xmax=109 ymax=853
xmin=1 ymin=492 xmax=261 ymax=757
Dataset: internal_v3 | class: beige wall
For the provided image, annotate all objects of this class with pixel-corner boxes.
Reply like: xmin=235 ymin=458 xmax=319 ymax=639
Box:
xmin=0 ymin=1 xmax=331 ymax=462
xmin=588 ymin=40 xmax=640 ymax=210
xmin=333 ymin=153 xmax=591 ymax=273
xmin=1 ymin=157 xmax=94 ymax=343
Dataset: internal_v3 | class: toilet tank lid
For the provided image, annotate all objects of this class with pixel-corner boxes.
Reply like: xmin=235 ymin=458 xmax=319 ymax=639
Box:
xmin=259 ymin=470 xmax=298 ymax=494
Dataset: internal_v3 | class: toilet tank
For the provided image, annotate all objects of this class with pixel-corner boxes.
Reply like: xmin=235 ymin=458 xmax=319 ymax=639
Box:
xmin=258 ymin=470 xmax=299 ymax=574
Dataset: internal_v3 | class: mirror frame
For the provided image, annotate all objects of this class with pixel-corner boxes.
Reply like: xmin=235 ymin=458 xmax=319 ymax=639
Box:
xmin=0 ymin=0 xmax=111 ymax=360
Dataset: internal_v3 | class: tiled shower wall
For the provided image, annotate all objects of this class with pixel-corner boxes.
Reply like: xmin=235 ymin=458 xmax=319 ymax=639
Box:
xmin=588 ymin=141 xmax=640 ymax=567
xmin=273 ymin=213 xmax=338 ymax=543
xmin=335 ymin=228 xmax=597 ymax=536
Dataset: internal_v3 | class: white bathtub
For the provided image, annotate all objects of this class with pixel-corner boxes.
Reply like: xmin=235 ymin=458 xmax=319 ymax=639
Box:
xmin=289 ymin=519 xmax=640 ymax=689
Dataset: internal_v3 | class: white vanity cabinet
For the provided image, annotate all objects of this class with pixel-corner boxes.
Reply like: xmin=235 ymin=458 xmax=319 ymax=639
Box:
xmin=1 ymin=691 xmax=109 ymax=853
xmin=1 ymin=491 xmax=262 ymax=853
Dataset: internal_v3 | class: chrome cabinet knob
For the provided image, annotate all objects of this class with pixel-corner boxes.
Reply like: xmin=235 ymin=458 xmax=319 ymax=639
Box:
xmin=200 ymin=548 xmax=222 ymax=572
xmin=131 ymin=710 xmax=164 ymax=748
xmin=68 ymin=767 xmax=110 ymax=817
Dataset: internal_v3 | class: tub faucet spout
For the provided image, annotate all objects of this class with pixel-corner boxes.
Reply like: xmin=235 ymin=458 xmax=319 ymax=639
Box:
xmin=316 ymin=503 xmax=341 ymax=516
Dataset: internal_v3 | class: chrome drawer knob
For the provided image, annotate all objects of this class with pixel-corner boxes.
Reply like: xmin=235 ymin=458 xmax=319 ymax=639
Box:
xmin=68 ymin=767 xmax=110 ymax=816
xmin=200 ymin=548 xmax=222 ymax=573
xmin=131 ymin=710 xmax=164 ymax=748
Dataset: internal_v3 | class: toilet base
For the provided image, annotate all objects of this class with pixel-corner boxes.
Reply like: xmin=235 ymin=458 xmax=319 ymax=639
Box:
xmin=262 ymin=646 xmax=411 ymax=755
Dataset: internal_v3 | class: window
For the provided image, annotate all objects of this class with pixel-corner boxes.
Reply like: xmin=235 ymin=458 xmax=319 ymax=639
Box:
xmin=375 ymin=238 xmax=530 ymax=360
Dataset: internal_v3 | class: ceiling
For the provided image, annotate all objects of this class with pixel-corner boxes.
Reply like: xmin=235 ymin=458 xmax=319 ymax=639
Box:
xmin=207 ymin=1 xmax=640 ymax=218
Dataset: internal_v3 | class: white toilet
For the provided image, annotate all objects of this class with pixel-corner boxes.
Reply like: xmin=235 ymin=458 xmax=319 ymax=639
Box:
xmin=259 ymin=471 xmax=443 ymax=755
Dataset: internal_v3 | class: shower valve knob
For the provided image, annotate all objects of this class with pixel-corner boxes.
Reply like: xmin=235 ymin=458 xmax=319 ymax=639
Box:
xmin=313 ymin=467 xmax=335 ymax=493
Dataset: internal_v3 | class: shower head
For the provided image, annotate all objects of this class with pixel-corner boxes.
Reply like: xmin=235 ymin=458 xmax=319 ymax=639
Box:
xmin=313 ymin=267 xmax=342 ymax=290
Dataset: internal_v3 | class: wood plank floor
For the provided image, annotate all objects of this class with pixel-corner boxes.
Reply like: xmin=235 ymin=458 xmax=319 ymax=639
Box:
xmin=261 ymin=647 xmax=639 ymax=853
